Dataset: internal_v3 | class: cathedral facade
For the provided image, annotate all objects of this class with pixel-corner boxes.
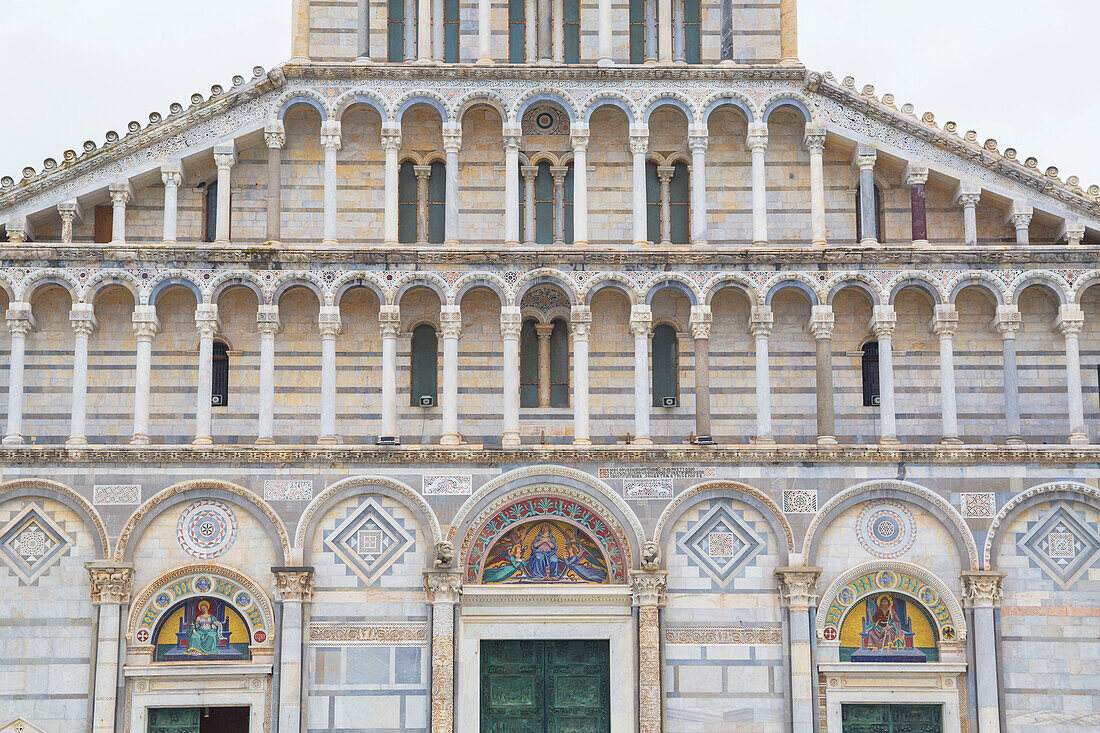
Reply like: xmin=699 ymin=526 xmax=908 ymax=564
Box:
xmin=0 ymin=1 xmax=1098 ymax=731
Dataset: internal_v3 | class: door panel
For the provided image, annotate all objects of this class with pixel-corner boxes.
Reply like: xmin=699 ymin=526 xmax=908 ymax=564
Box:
xmin=148 ymin=708 xmax=200 ymax=733
xmin=841 ymin=703 xmax=943 ymax=733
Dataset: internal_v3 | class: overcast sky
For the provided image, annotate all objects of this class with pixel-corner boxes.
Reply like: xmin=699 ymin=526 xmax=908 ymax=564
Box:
xmin=2 ymin=0 xmax=1097 ymax=187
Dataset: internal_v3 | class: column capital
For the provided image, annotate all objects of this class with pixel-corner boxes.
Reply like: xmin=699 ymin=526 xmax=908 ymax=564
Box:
xmin=689 ymin=305 xmax=712 ymax=339
xmin=629 ymin=304 xmax=652 ymax=336
xmin=571 ymin=131 xmax=590 ymax=152
xmin=932 ymin=304 xmax=959 ymax=337
xmin=655 ymin=165 xmax=675 ymax=183
xmin=57 ymin=199 xmax=82 ymax=221
xmin=961 ymin=571 xmax=1006 ymax=609
xmin=534 ymin=323 xmax=555 ymax=341
xmin=954 ymin=182 xmax=982 ymax=207
xmin=272 ymin=566 xmax=315 ymax=602
xmin=6 ymin=303 xmax=35 ymax=335
xmin=630 ymin=570 xmax=668 ymax=605
xmin=85 ymin=561 xmax=134 ymax=604
xmin=109 ymin=179 xmax=133 ymax=206
xmin=774 ymin=567 xmax=823 ymax=609
xmin=995 ymin=304 xmax=1021 ymax=336
xmin=854 ymin=143 xmax=877 ymax=171
xmin=809 ymin=304 xmax=834 ymax=339
xmin=440 ymin=305 xmax=462 ymax=339
xmin=1008 ymin=202 xmax=1033 ymax=231
xmin=379 ymin=304 xmax=401 ymax=337
xmin=213 ymin=143 xmax=237 ymax=170
xmin=320 ymin=119 xmax=342 ymax=150
xmin=195 ymin=303 xmax=220 ymax=338
xmin=413 ymin=164 xmax=432 ymax=180
xmin=747 ymin=123 xmax=769 ymax=151
xmin=6 ymin=217 xmax=32 ymax=244
xmin=629 ymin=131 xmax=650 ymax=155
xmin=160 ymin=166 xmax=183 ymax=189
xmin=264 ymin=120 xmax=286 ymax=149
xmin=1057 ymin=303 xmax=1085 ymax=336
xmin=905 ymin=163 xmax=929 ymax=186
xmin=688 ymin=126 xmax=709 ymax=152
xmin=443 ymin=126 xmax=462 ymax=154
xmin=870 ymin=304 xmax=896 ymax=338
xmin=1063 ymin=221 xmax=1086 ymax=247
xmin=132 ymin=305 xmax=159 ymax=340
xmin=503 ymin=125 xmax=523 ymax=151
xmin=549 ymin=165 xmax=569 ymax=183
xmin=424 ymin=569 xmax=462 ymax=603
xmin=803 ymin=125 xmax=826 ymax=153
xmin=571 ymin=305 xmax=592 ymax=340
xmin=70 ymin=303 xmax=98 ymax=337
xmin=521 ymin=164 xmax=538 ymax=180
xmin=750 ymin=305 xmax=773 ymax=338
xmin=256 ymin=304 xmax=280 ymax=335
xmin=381 ymin=128 xmax=402 ymax=151
xmin=318 ymin=305 xmax=342 ymax=338
xmin=500 ymin=305 xmax=522 ymax=338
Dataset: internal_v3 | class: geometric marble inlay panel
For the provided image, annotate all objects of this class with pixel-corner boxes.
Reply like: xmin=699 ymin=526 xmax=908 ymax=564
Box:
xmin=0 ymin=504 xmax=74 ymax=584
xmin=324 ymin=498 xmax=413 ymax=587
xmin=1018 ymin=501 xmax=1100 ymax=589
xmin=677 ymin=503 xmax=765 ymax=587
xmin=855 ymin=500 xmax=917 ymax=559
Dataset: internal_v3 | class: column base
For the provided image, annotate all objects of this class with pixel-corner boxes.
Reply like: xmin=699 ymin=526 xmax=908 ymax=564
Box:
xmin=192 ymin=436 xmax=213 ymax=447
xmin=440 ymin=433 xmax=462 ymax=446
xmin=940 ymin=436 xmax=963 ymax=446
xmin=816 ymin=435 xmax=837 ymax=446
xmin=632 ymin=436 xmax=653 ymax=446
xmin=780 ymin=57 xmax=802 ymax=67
xmin=477 ymin=56 xmax=494 ymax=64
xmin=597 ymin=57 xmax=614 ymax=67
xmin=383 ymin=240 xmax=399 ymax=248
xmin=879 ymin=436 xmax=901 ymax=446
xmin=355 ymin=56 xmax=375 ymax=64
xmin=444 ymin=239 xmax=459 ymax=247
xmin=317 ymin=435 xmax=340 ymax=447
xmin=505 ymin=239 xmax=520 ymax=247
xmin=2 ymin=434 xmax=23 ymax=447
xmin=264 ymin=240 xmax=281 ymax=247
xmin=860 ymin=238 xmax=879 ymax=247
xmin=321 ymin=238 xmax=339 ymax=246
xmin=1069 ymin=432 xmax=1090 ymax=445
xmin=572 ymin=239 xmax=589 ymax=248
xmin=691 ymin=240 xmax=709 ymax=248
xmin=378 ymin=436 xmax=399 ymax=446
xmin=254 ymin=437 xmax=275 ymax=447
xmin=214 ymin=239 xmax=231 ymax=246
xmin=751 ymin=435 xmax=776 ymax=445
xmin=811 ymin=238 xmax=828 ymax=247
xmin=1005 ymin=436 xmax=1025 ymax=446
xmin=912 ymin=239 xmax=930 ymax=248
xmin=162 ymin=239 xmax=178 ymax=245
xmin=289 ymin=55 xmax=310 ymax=64
xmin=752 ymin=239 xmax=769 ymax=247
xmin=130 ymin=433 xmax=150 ymax=446
xmin=633 ymin=240 xmax=650 ymax=247
xmin=65 ymin=436 xmax=88 ymax=448
xmin=573 ymin=437 xmax=592 ymax=446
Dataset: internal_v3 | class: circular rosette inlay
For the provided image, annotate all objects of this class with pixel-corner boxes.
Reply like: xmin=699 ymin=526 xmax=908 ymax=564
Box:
xmin=856 ymin=501 xmax=916 ymax=559
xmin=177 ymin=500 xmax=238 ymax=560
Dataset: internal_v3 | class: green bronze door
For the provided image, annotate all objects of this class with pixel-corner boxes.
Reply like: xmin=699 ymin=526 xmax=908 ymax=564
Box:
xmin=148 ymin=708 xmax=200 ymax=733
xmin=841 ymin=704 xmax=943 ymax=733
xmin=481 ymin=640 xmax=610 ymax=733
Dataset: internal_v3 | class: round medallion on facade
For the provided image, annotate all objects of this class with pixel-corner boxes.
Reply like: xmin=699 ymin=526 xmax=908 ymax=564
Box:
xmin=155 ymin=592 xmax=171 ymax=608
xmin=177 ymin=500 xmax=238 ymax=560
xmin=856 ymin=501 xmax=916 ymax=559
xmin=136 ymin=629 xmax=150 ymax=643
xmin=253 ymin=630 xmax=267 ymax=644
xmin=235 ymin=591 xmax=251 ymax=608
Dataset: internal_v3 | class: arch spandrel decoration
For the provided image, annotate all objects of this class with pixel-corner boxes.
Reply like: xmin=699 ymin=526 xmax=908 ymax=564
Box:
xmin=128 ymin=564 xmax=274 ymax=656
xmin=464 ymin=496 xmax=628 ymax=584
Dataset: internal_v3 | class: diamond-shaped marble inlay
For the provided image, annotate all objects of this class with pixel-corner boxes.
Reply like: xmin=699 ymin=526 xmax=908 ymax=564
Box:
xmin=0 ymin=505 xmax=74 ymax=584
xmin=1018 ymin=502 xmax=1100 ymax=589
xmin=678 ymin=503 xmax=765 ymax=587
xmin=325 ymin=499 xmax=414 ymax=586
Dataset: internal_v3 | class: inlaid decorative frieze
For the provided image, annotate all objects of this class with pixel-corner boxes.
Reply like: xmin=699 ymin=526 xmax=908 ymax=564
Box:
xmin=623 ymin=478 xmax=673 ymax=500
xmin=263 ymin=479 xmax=313 ymax=501
xmin=855 ymin=500 xmax=917 ymax=559
xmin=93 ymin=485 xmax=141 ymax=505
xmin=782 ymin=489 xmax=818 ymax=514
xmin=308 ymin=622 xmax=427 ymax=646
xmin=665 ymin=625 xmax=783 ymax=645
xmin=960 ymin=492 xmax=996 ymax=518
xmin=422 ymin=475 xmax=473 ymax=496
xmin=599 ymin=466 xmax=716 ymax=480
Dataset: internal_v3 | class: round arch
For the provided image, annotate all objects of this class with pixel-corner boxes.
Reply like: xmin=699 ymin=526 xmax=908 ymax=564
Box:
xmin=331 ymin=275 xmax=387 ymax=309
xmin=0 ymin=271 xmax=15 ymax=302
xmin=271 ymin=274 xmax=326 ymax=306
xmin=148 ymin=273 xmax=205 ymax=307
xmin=395 ymin=95 xmax=451 ymax=124
xmin=643 ymin=97 xmax=694 ymax=125
xmin=209 ymin=272 xmax=267 ymax=306
xmin=888 ymin=276 xmax=945 ymax=306
xmin=1071 ymin=270 xmax=1100 ymax=303
xmin=452 ymin=274 xmax=509 ymax=307
xmin=86 ymin=271 xmax=142 ymax=306
xmin=947 ymin=275 xmax=1005 ymax=307
xmin=514 ymin=91 xmax=578 ymax=124
xmin=513 ymin=270 xmax=579 ymax=308
xmin=334 ymin=91 xmax=390 ymax=124
xmin=454 ymin=92 xmax=509 ymax=125
xmin=21 ymin=271 xmax=78 ymax=304
xmin=704 ymin=276 xmax=758 ymax=306
xmin=277 ymin=94 xmax=328 ymax=121
xmin=580 ymin=275 xmax=639 ymax=306
xmin=114 ymin=479 xmax=291 ymax=564
xmin=394 ymin=276 xmax=449 ymax=308
xmin=802 ymin=480 xmax=979 ymax=571
xmin=765 ymin=279 xmax=819 ymax=306
xmin=0 ymin=478 xmax=110 ymax=559
xmin=644 ymin=278 xmax=699 ymax=306
xmin=762 ymin=96 xmax=813 ymax=124
xmin=983 ymin=481 xmax=1100 ymax=569
xmin=701 ymin=96 xmax=755 ymax=125
xmin=1011 ymin=274 xmax=1069 ymax=305
xmin=582 ymin=95 xmax=636 ymax=124
xmin=826 ymin=278 xmax=882 ymax=306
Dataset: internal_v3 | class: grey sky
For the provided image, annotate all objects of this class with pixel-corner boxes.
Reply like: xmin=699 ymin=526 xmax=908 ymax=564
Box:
xmin=2 ymin=0 xmax=1097 ymax=188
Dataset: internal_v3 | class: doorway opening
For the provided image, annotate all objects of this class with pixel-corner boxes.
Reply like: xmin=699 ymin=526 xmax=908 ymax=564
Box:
xmin=148 ymin=706 xmax=250 ymax=733
xmin=841 ymin=703 xmax=943 ymax=733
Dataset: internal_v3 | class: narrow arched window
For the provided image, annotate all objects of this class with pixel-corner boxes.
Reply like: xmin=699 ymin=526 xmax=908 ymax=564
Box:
xmin=646 ymin=161 xmax=661 ymax=244
xmin=564 ymin=0 xmax=581 ymax=63
xmin=427 ymin=161 xmax=446 ymax=244
xmin=652 ymin=325 xmax=679 ymax=407
xmin=669 ymin=162 xmax=690 ymax=245
xmin=387 ymin=0 xmax=404 ymax=61
xmin=862 ymin=341 xmax=880 ymax=407
xmin=508 ymin=0 xmax=526 ymax=62
xmin=203 ymin=182 xmax=218 ymax=243
xmin=411 ymin=324 xmax=438 ymax=406
xmin=535 ymin=163 xmax=555 ymax=245
xmin=211 ymin=340 xmax=229 ymax=407
xmin=855 ymin=185 xmax=886 ymax=243
xmin=520 ymin=319 xmax=539 ymax=408
xmin=444 ymin=0 xmax=460 ymax=62
xmin=398 ymin=161 xmax=417 ymax=244
xmin=683 ymin=0 xmax=701 ymax=64
xmin=549 ymin=319 xmax=570 ymax=407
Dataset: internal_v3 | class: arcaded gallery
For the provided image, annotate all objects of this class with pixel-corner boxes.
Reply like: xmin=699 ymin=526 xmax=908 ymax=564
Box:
xmin=0 ymin=0 xmax=1098 ymax=731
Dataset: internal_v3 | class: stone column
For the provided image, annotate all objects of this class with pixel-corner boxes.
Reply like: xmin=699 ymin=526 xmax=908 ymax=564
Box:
xmin=425 ymin=571 xmax=462 ymax=733
xmin=274 ymin=568 xmax=314 ymax=733
xmin=3 ymin=305 xmax=34 ymax=446
xmin=1010 ymin=203 xmax=1033 ymax=246
xmin=58 ymin=201 xmax=79 ymax=244
xmin=690 ymin=306 xmax=713 ymax=444
xmin=504 ymin=128 xmax=522 ymax=246
xmin=1057 ymin=304 xmax=1088 ymax=445
xmin=719 ymin=0 xmax=734 ymax=63
xmin=644 ymin=0 xmax=657 ymax=62
xmin=597 ymin=0 xmax=612 ymax=65
xmin=552 ymin=0 xmax=564 ymax=62
xmin=321 ymin=121 xmax=342 ymax=245
xmin=256 ymin=305 xmax=279 ymax=446
xmin=357 ymin=0 xmax=371 ymax=61
xmin=779 ymin=0 xmax=798 ymax=64
xmin=433 ymin=0 xmax=445 ymax=61
xmin=963 ymin=571 xmax=1006 ymax=733
xmin=856 ymin=144 xmax=878 ymax=245
xmin=404 ymin=0 xmax=416 ymax=60
xmin=872 ymin=305 xmax=898 ymax=444
xmin=538 ymin=0 xmax=552 ymax=61
xmin=161 ymin=163 xmax=182 ymax=244
xmin=805 ymin=126 xmax=827 ymax=246
xmin=934 ymin=304 xmax=961 ymax=445
xmin=318 ymin=306 xmax=341 ymax=446
xmin=86 ymin=562 xmax=134 ymax=733
xmin=415 ymin=165 xmax=432 ymax=244
xmin=689 ymin=127 xmax=708 ymax=246
xmin=478 ymin=0 xmax=493 ymax=62
xmin=67 ymin=304 xmax=97 ymax=448
xmin=631 ymin=571 xmax=667 ymax=733
xmin=525 ymin=0 xmax=537 ymax=61
xmin=265 ymin=122 xmax=285 ymax=244
xmin=996 ymin=305 xmax=1023 ymax=444
xmin=572 ymin=128 xmax=590 ymax=245
xmin=572 ymin=306 xmax=592 ymax=445
xmin=193 ymin=304 xmax=219 ymax=447
xmin=383 ymin=128 xmax=402 ymax=246
xmin=522 ymin=165 xmax=538 ymax=245
xmin=658 ymin=0 xmax=673 ymax=62
xmin=672 ymin=0 xmax=685 ymax=62
xmin=213 ymin=144 xmax=236 ymax=245
xmin=630 ymin=127 xmax=650 ymax=245
xmin=810 ymin=304 xmax=835 ymax=445
xmin=443 ymin=126 xmax=461 ymax=246
xmin=109 ymin=180 xmax=131 ymax=245
xmin=536 ymin=323 xmax=555 ymax=406
xmin=776 ymin=568 xmax=822 ymax=733
xmin=379 ymin=305 xmax=401 ymax=445
xmin=957 ymin=185 xmax=981 ymax=247
xmin=907 ymin=164 xmax=929 ymax=246
xmin=130 ymin=306 xmax=157 ymax=445
xmin=501 ymin=306 xmax=522 ymax=447
xmin=550 ymin=166 xmax=568 ymax=245
xmin=631 ymin=305 xmax=653 ymax=445
xmin=748 ymin=124 xmax=769 ymax=246
xmin=656 ymin=165 xmax=674 ymax=245
xmin=750 ymin=305 xmax=774 ymax=443
xmin=291 ymin=0 xmax=311 ymax=61
xmin=440 ymin=305 xmax=462 ymax=445
xmin=418 ymin=0 xmax=432 ymax=61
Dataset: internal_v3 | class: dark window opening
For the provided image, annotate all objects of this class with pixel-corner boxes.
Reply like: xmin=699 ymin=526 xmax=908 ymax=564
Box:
xmin=427 ymin=161 xmax=446 ymax=244
xmin=646 ymin=160 xmax=661 ymax=244
xmin=564 ymin=0 xmax=581 ymax=63
xmin=629 ymin=0 xmax=646 ymax=64
xmin=669 ymin=161 xmax=690 ymax=245
xmin=388 ymin=0 xmax=405 ymax=61
xmin=398 ymin=161 xmax=418 ymax=244
xmin=684 ymin=0 xmax=701 ymax=64
xmin=203 ymin=182 xmax=218 ymax=243
xmin=508 ymin=0 xmax=526 ymax=62
xmin=411 ymin=324 xmax=439 ymax=406
xmin=862 ymin=341 xmax=880 ymax=407
xmin=444 ymin=0 xmax=460 ymax=62
xmin=652 ymin=324 xmax=679 ymax=407
xmin=549 ymin=319 xmax=570 ymax=407
xmin=520 ymin=319 xmax=539 ymax=408
xmin=94 ymin=205 xmax=113 ymax=244
xmin=211 ymin=341 xmax=229 ymax=407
